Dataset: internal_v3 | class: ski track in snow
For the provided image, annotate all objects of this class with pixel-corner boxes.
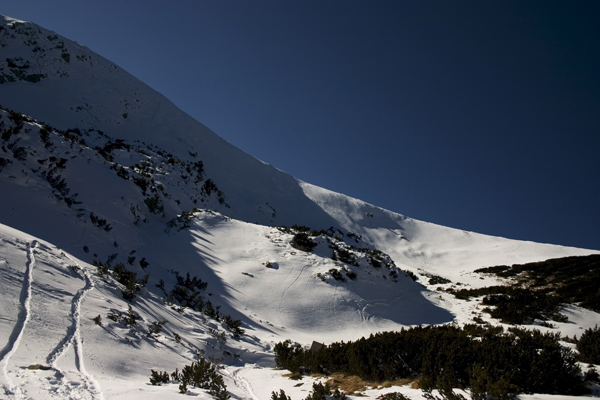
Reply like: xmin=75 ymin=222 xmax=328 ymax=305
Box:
xmin=0 ymin=239 xmax=103 ymax=400
xmin=0 ymin=240 xmax=36 ymax=399
xmin=45 ymin=253 xmax=104 ymax=400
xmin=229 ymin=367 xmax=258 ymax=400
xmin=277 ymin=263 xmax=309 ymax=312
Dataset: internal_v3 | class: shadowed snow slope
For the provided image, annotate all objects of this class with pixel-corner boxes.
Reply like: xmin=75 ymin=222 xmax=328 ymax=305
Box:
xmin=0 ymin=14 xmax=599 ymax=400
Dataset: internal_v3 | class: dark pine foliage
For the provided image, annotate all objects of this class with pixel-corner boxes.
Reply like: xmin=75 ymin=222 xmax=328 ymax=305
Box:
xmin=166 ymin=271 xmax=243 ymax=335
xmin=450 ymin=254 xmax=600 ymax=325
xmin=271 ymin=389 xmax=291 ymax=400
xmin=169 ymin=271 xmax=207 ymax=311
xmin=291 ymin=232 xmax=317 ymax=252
xmin=577 ymin=325 xmax=600 ymax=364
xmin=479 ymin=288 xmax=565 ymax=324
xmin=150 ymin=357 xmax=229 ymax=399
xmin=112 ymin=262 xmax=148 ymax=301
xmin=473 ymin=254 xmax=600 ymax=312
xmin=274 ymin=325 xmax=587 ymax=399
xmin=377 ymin=394 xmax=411 ymax=400
xmin=149 ymin=369 xmax=169 ymax=385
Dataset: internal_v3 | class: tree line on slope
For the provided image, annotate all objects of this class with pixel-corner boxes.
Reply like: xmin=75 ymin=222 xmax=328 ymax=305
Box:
xmin=274 ymin=324 xmax=594 ymax=399
xmin=449 ymin=254 xmax=600 ymax=325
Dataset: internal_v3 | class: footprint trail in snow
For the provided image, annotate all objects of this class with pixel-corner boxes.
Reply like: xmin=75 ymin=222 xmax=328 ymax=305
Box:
xmin=0 ymin=240 xmax=103 ymax=400
xmin=45 ymin=254 xmax=103 ymax=400
xmin=0 ymin=240 xmax=36 ymax=398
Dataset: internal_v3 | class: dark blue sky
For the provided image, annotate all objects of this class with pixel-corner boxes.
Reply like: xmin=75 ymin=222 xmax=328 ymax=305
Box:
xmin=3 ymin=1 xmax=599 ymax=250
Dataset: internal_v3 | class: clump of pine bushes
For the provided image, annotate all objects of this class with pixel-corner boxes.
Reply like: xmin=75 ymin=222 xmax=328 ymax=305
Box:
xmin=449 ymin=254 xmax=600 ymax=325
xmin=274 ymin=324 xmax=590 ymax=399
xmin=93 ymin=256 xmax=148 ymax=301
xmin=158 ymin=270 xmax=244 ymax=336
xmin=577 ymin=325 xmax=600 ymax=364
xmin=280 ymin=225 xmax=410 ymax=282
xmin=271 ymin=382 xmax=348 ymax=400
xmin=150 ymin=356 xmax=229 ymax=399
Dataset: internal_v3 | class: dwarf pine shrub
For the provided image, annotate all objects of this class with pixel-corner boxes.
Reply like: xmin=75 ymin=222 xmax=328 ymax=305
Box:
xmin=291 ymin=232 xmax=317 ymax=252
xmin=111 ymin=262 xmax=148 ymax=301
xmin=150 ymin=356 xmax=230 ymax=399
xmin=271 ymin=389 xmax=291 ymax=400
xmin=304 ymin=382 xmax=339 ymax=400
xmin=147 ymin=320 xmax=167 ymax=337
xmin=577 ymin=325 xmax=600 ymax=364
xmin=123 ymin=304 xmax=139 ymax=328
xmin=328 ymin=268 xmax=346 ymax=282
xmin=149 ymin=369 xmax=169 ymax=385
xmin=106 ymin=310 xmax=122 ymax=322
xmin=377 ymin=393 xmax=411 ymax=400
xmin=144 ymin=194 xmax=164 ymax=214
xmin=222 ymin=314 xmax=244 ymax=336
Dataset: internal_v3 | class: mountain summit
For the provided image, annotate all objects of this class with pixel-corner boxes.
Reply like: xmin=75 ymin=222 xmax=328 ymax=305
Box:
xmin=0 ymin=14 xmax=593 ymax=261
xmin=0 ymin=15 xmax=598 ymax=400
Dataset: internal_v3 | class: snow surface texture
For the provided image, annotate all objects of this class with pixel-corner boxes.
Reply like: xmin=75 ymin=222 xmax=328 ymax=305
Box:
xmin=0 ymin=14 xmax=599 ymax=400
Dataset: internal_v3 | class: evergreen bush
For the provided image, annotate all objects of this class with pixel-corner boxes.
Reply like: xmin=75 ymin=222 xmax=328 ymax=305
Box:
xmin=328 ymin=268 xmax=346 ymax=282
xmin=123 ymin=304 xmax=139 ymax=328
xmin=222 ymin=315 xmax=244 ymax=335
xmin=377 ymin=393 xmax=411 ymax=400
xmin=305 ymin=382 xmax=333 ymax=400
xmin=271 ymin=389 xmax=291 ymax=400
xmin=147 ymin=320 xmax=167 ymax=337
xmin=144 ymin=194 xmax=164 ymax=214
xmin=150 ymin=356 xmax=230 ymax=399
xmin=291 ymin=232 xmax=317 ymax=252
xmin=577 ymin=325 xmax=600 ymax=364
xmin=149 ymin=369 xmax=169 ymax=385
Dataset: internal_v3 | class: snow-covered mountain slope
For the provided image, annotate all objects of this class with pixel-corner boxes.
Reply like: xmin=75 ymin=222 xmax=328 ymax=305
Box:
xmin=0 ymin=222 xmax=280 ymax=400
xmin=1 ymin=14 xmax=599 ymax=400
xmin=300 ymin=182 xmax=598 ymax=285
xmin=2 ymin=215 xmax=598 ymax=400
xmin=0 ymin=101 xmax=450 ymax=344
xmin=0 ymin=15 xmax=595 ymax=266
xmin=0 ymin=15 xmax=337 ymax=231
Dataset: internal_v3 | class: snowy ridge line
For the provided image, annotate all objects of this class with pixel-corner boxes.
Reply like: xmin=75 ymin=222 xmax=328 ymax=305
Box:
xmin=0 ymin=240 xmax=37 ymax=397
xmin=45 ymin=253 xmax=104 ymax=400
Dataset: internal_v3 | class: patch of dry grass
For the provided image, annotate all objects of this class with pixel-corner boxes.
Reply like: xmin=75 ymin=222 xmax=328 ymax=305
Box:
xmin=323 ymin=373 xmax=415 ymax=395
xmin=378 ymin=378 xmax=413 ymax=388
xmin=283 ymin=371 xmax=303 ymax=380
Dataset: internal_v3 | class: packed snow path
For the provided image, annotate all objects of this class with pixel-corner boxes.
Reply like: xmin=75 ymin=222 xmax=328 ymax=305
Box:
xmin=45 ymin=254 xmax=103 ymax=400
xmin=0 ymin=238 xmax=103 ymax=399
xmin=0 ymin=240 xmax=36 ymax=398
xmin=228 ymin=366 xmax=259 ymax=400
